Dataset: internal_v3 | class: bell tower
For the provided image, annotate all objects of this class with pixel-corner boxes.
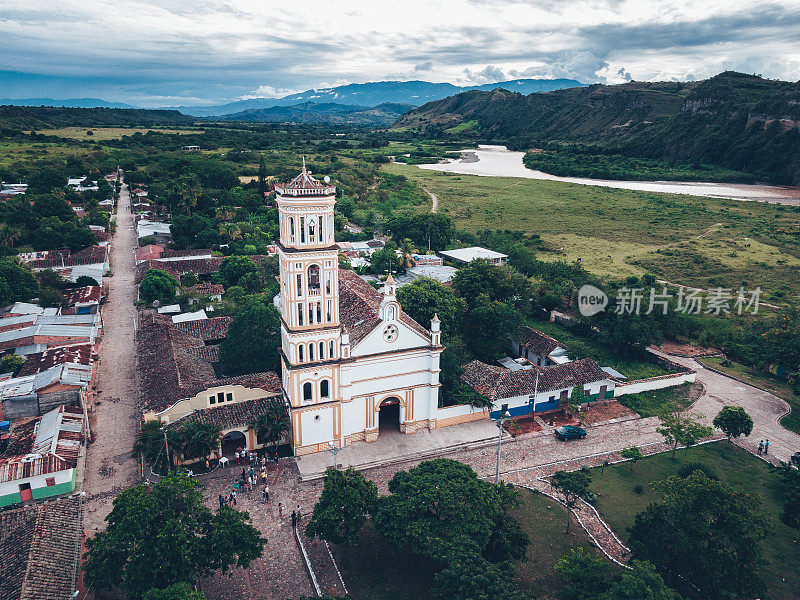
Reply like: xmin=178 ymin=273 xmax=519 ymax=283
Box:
xmin=276 ymin=161 xmax=342 ymax=448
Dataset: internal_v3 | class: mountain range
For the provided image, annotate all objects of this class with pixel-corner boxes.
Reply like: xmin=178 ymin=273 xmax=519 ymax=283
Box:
xmin=394 ymin=71 xmax=800 ymax=184
xmin=220 ymin=102 xmax=414 ymax=126
xmin=0 ymin=97 xmax=137 ymax=109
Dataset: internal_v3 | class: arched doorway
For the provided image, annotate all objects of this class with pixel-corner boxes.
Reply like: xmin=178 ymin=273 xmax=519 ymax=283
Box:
xmin=378 ymin=397 xmax=401 ymax=433
xmin=221 ymin=430 xmax=247 ymax=457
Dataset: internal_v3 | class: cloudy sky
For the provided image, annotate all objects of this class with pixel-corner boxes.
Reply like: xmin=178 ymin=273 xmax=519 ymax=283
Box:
xmin=1 ymin=0 xmax=799 ymax=107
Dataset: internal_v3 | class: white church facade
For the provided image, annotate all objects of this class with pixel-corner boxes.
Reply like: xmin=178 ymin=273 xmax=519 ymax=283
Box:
xmin=275 ymin=164 xmax=447 ymax=456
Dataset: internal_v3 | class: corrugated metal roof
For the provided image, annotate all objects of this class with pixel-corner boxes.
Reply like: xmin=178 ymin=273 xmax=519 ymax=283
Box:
xmin=37 ymin=314 xmax=100 ymax=327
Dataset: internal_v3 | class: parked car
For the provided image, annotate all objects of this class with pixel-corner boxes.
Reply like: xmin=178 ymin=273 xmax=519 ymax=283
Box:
xmin=791 ymin=451 xmax=800 ymax=468
xmin=554 ymin=425 xmax=587 ymax=441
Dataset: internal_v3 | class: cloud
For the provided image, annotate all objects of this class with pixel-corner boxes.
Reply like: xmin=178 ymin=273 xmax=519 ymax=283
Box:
xmin=462 ymin=65 xmax=507 ymax=83
xmin=414 ymin=61 xmax=433 ymax=72
xmin=509 ymin=50 xmax=609 ymax=83
xmin=240 ymin=85 xmax=299 ymax=100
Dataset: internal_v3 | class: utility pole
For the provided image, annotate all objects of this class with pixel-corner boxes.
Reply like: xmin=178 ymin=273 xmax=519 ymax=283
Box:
xmin=494 ymin=409 xmax=510 ymax=484
xmin=162 ymin=427 xmax=171 ymax=472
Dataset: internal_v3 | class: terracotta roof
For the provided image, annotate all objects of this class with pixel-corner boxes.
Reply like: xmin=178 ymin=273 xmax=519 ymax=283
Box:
xmin=28 ymin=245 xmax=107 ymax=269
xmin=0 ymin=496 xmax=82 ymax=600
xmin=61 ymin=286 xmax=102 ymax=307
xmin=136 ymin=257 xmax=225 ymax=283
xmin=137 ymin=314 xmax=280 ymax=413
xmin=187 ymin=282 xmax=225 ymax=296
xmin=276 ymin=165 xmax=334 ymax=194
xmin=174 ymin=316 xmax=231 ymax=342
xmin=18 ymin=343 xmax=93 ymax=376
xmin=519 ymin=326 xmax=564 ymax=357
xmin=167 ymin=396 xmax=280 ymax=431
xmin=461 ymin=358 xmax=612 ymax=401
xmin=161 ymin=248 xmax=213 ymax=259
xmin=337 ymin=270 xmax=430 ymax=346
xmin=189 ymin=345 xmax=220 ymax=364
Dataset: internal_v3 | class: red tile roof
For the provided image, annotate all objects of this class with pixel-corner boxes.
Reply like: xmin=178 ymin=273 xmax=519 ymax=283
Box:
xmin=461 ymin=358 xmax=612 ymax=401
xmin=168 ymin=396 xmax=281 ymax=431
xmin=61 ymin=286 xmax=102 ymax=307
xmin=519 ymin=326 xmax=564 ymax=357
xmin=174 ymin=316 xmax=231 ymax=341
xmin=18 ymin=343 xmax=94 ymax=376
xmin=28 ymin=245 xmax=107 ymax=269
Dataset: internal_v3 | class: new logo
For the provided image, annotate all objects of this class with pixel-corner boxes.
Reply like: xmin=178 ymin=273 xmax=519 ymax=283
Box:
xmin=578 ymin=285 xmax=608 ymax=317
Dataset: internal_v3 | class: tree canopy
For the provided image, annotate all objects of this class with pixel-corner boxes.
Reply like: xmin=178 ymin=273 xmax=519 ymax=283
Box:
xmin=139 ymin=269 xmax=179 ymax=305
xmin=712 ymin=406 xmax=753 ymax=439
xmin=219 ymin=301 xmax=281 ymax=375
xmin=306 ymin=467 xmax=379 ymax=546
xmin=83 ymin=474 xmax=264 ymax=598
xmin=396 ymin=276 xmax=466 ymax=336
xmin=0 ymin=258 xmax=38 ymax=306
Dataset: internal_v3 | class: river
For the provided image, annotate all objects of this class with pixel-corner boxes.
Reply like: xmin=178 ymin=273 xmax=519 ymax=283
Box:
xmin=418 ymin=145 xmax=800 ymax=206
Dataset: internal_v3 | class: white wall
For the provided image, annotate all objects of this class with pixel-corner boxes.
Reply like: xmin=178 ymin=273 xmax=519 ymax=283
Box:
xmin=0 ymin=467 xmax=73 ymax=497
xmin=614 ymin=372 xmax=696 ymax=397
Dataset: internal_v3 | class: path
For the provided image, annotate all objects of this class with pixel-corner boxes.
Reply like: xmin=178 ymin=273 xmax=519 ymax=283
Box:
xmin=82 ymin=176 xmax=142 ymax=534
xmin=422 ymin=186 xmax=438 ymax=213
xmin=654 ymin=349 xmax=800 ymax=464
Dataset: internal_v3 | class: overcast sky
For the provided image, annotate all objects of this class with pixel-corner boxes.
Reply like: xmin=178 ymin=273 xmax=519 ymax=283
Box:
xmin=1 ymin=0 xmax=799 ymax=107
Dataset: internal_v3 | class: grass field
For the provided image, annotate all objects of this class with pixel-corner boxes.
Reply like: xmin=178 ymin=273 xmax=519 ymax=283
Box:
xmin=616 ymin=382 xmax=699 ymax=417
xmin=386 ymin=164 xmax=800 ymax=304
xmin=34 ymin=127 xmax=204 ymax=140
xmin=699 ymin=356 xmax=800 ymax=434
xmin=332 ymin=490 xmax=606 ymax=600
xmin=527 ymin=319 xmax=671 ymax=380
xmin=589 ymin=441 xmax=800 ymax=600
xmin=0 ymin=141 xmax=102 ymax=167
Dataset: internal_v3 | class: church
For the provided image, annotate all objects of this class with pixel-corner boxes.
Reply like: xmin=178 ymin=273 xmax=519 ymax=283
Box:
xmin=275 ymin=164 xmax=445 ymax=456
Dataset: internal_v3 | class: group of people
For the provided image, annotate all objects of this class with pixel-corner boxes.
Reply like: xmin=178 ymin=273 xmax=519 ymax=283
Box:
xmin=757 ymin=439 xmax=771 ymax=455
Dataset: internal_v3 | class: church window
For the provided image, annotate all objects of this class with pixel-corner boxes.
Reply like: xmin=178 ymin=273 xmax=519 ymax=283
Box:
xmin=309 ymin=343 xmax=314 ymax=361
xmin=297 ymin=273 xmax=303 ymax=296
xmin=289 ymin=216 xmax=295 ymax=239
xmin=318 ymin=215 xmax=323 ymax=240
xmin=298 ymin=345 xmax=304 ymax=362
xmin=300 ymin=217 xmax=305 ymax=243
xmin=308 ymin=265 xmax=320 ymax=291
xmin=326 ymin=273 xmax=331 ymax=294
xmin=327 ymin=300 xmax=332 ymax=322
xmin=329 ymin=340 xmax=335 ymax=358
xmin=387 ymin=306 xmax=394 ymax=320
xmin=209 ymin=395 xmax=215 ymax=405
xmin=217 ymin=392 xmax=225 ymax=403
xmin=298 ymin=303 xmax=304 ymax=325
xmin=316 ymin=302 xmax=322 ymax=322
xmin=320 ymin=380 xmax=330 ymax=398
xmin=319 ymin=341 xmax=325 ymax=359
xmin=303 ymin=382 xmax=313 ymax=401
xmin=308 ymin=303 xmax=313 ymax=323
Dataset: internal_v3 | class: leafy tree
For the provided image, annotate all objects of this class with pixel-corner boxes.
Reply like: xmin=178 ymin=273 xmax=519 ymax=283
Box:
xmin=83 ymin=474 xmax=265 ymax=597
xmin=432 ymin=552 xmax=526 ymax=600
xmin=712 ymin=406 xmax=753 ymax=440
xmin=218 ymin=256 xmax=259 ymax=288
xmin=257 ymin=154 xmax=268 ymax=196
xmin=620 ymin=446 xmax=643 ymax=471
xmin=37 ymin=268 xmax=66 ymax=289
xmin=305 ymin=467 xmax=378 ymax=546
xmin=249 ymin=398 xmax=290 ymax=453
xmin=75 ymin=275 xmax=100 ymax=287
xmin=0 ymin=354 xmax=24 ymax=376
xmin=142 ymin=583 xmax=205 ymax=600
xmin=656 ymin=412 xmax=712 ymax=460
xmin=27 ymin=166 xmax=67 ymax=193
xmin=778 ymin=465 xmax=800 ymax=530
xmin=628 ymin=472 xmax=766 ymax=600
xmin=369 ymin=241 xmax=399 ymax=275
xmin=139 ymin=269 xmax=179 ymax=304
xmin=396 ymin=276 xmax=466 ymax=336
xmin=373 ymin=458 xmax=529 ymax=564
xmin=38 ymin=286 xmax=63 ymax=308
xmin=133 ymin=419 xmax=182 ymax=473
xmin=32 ymin=194 xmax=75 ymax=221
xmin=220 ymin=302 xmax=281 ymax=375
xmin=563 ymin=384 xmax=585 ymax=422
xmin=463 ymin=294 xmax=522 ymax=362
xmin=452 ymin=260 xmax=532 ymax=308
xmin=550 ymin=470 xmax=591 ymax=533
xmin=554 ymin=547 xmax=608 ymax=600
xmin=604 ymin=560 xmax=683 ymax=600
xmin=0 ymin=258 xmax=39 ymax=306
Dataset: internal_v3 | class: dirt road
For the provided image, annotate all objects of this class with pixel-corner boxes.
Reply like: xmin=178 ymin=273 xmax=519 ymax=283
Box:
xmin=82 ymin=177 xmax=142 ymax=533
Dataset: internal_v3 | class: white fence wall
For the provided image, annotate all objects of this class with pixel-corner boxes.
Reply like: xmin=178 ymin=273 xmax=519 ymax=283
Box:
xmin=613 ymin=371 xmax=696 ymax=397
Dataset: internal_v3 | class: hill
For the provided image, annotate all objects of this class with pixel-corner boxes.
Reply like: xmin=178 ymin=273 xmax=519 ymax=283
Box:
xmin=219 ymin=101 xmax=412 ymax=125
xmin=172 ymin=78 xmax=585 ymax=117
xmin=395 ymin=72 xmax=800 ymax=185
xmin=0 ymin=105 xmax=194 ymax=130
xmin=0 ymin=97 xmax=137 ymax=109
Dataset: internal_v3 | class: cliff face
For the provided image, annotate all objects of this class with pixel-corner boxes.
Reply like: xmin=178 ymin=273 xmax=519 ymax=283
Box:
xmin=396 ymin=72 xmax=800 ymax=184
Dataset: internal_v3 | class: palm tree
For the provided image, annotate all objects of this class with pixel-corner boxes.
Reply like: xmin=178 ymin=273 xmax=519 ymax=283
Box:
xmin=0 ymin=224 xmax=22 ymax=248
xmin=400 ymin=238 xmax=416 ymax=268
xmin=250 ymin=399 xmax=290 ymax=456
xmin=219 ymin=223 xmax=242 ymax=243
xmin=178 ymin=178 xmax=202 ymax=215
xmin=176 ymin=421 xmax=223 ymax=462
xmin=133 ymin=419 xmax=182 ymax=473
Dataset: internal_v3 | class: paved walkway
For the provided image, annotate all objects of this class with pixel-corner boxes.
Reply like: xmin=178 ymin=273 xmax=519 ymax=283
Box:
xmin=654 ymin=350 xmax=800 ymax=464
xmin=82 ymin=177 xmax=142 ymax=534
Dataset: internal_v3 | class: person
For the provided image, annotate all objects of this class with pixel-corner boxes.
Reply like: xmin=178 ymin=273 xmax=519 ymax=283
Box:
xmin=262 ymin=485 xmax=269 ymax=503
xmin=296 ymin=504 xmax=302 ymax=523
xmin=229 ymin=490 xmax=237 ymax=506
xmin=218 ymin=494 xmax=226 ymax=509
xmin=291 ymin=510 xmax=297 ymax=528
xmin=764 ymin=439 xmax=770 ymax=454
xmin=249 ymin=474 xmax=254 ymax=490
xmin=758 ymin=440 xmax=764 ymax=455
xmin=205 ymin=459 xmax=210 ymax=471
xmin=278 ymin=502 xmax=283 ymax=518
xmin=234 ymin=450 xmax=240 ymax=464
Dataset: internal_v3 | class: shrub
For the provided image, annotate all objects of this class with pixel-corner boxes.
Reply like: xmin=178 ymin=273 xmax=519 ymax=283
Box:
xmin=634 ymin=484 xmax=644 ymax=495
xmin=677 ymin=462 xmax=718 ymax=480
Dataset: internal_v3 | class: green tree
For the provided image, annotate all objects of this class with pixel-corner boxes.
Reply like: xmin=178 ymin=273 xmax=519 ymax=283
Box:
xmin=550 ymin=470 xmax=591 ymax=533
xmin=36 ymin=268 xmax=65 ymax=289
xmin=373 ymin=458 xmax=529 ymax=564
xmin=620 ymin=446 xmax=643 ymax=471
xmin=778 ymin=465 xmax=800 ymax=530
xmin=554 ymin=547 xmax=608 ymax=600
xmin=142 ymin=583 xmax=205 ymax=600
xmin=218 ymin=256 xmax=259 ymax=288
xmin=604 ymin=560 xmax=683 ymax=600
xmin=0 ymin=354 xmax=24 ymax=376
xmin=396 ymin=276 xmax=466 ymax=336
xmin=220 ymin=302 xmax=281 ymax=375
xmin=369 ymin=241 xmax=399 ymax=275
xmin=463 ymin=295 xmax=522 ymax=362
xmin=305 ymin=467 xmax=378 ymax=546
xmin=38 ymin=286 xmax=63 ymax=308
xmin=27 ymin=166 xmax=67 ymax=194
xmin=249 ymin=398 xmax=290 ymax=454
xmin=432 ymin=552 xmax=527 ymax=600
xmin=83 ymin=474 xmax=265 ymax=597
xmin=0 ymin=258 xmax=39 ymax=306
xmin=75 ymin=275 xmax=100 ymax=287
xmin=656 ymin=412 xmax=712 ymax=460
xmin=176 ymin=421 xmax=222 ymax=461
xmin=32 ymin=194 xmax=75 ymax=221
xmin=712 ymin=406 xmax=753 ymax=440
xmin=257 ymin=154 xmax=268 ymax=196
xmin=133 ymin=419 xmax=182 ymax=473
xmin=139 ymin=269 xmax=179 ymax=305
xmin=452 ymin=260 xmax=532 ymax=308
xmin=628 ymin=472 xmax=766 ymax=600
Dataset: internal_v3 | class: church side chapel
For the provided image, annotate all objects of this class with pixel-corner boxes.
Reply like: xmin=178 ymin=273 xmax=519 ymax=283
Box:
xmin=275 ymin=162 xmax=444 ymax=456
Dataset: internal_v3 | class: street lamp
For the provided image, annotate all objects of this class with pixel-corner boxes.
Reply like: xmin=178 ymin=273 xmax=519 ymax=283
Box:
xmin=161 ymin=426 xmax=172 ymax=473
xmin=326 ymin=440 xmax=341 ymax=470
xmin=598 ymin=460 xmax=610 ymax=496
xmin=493 ymin=409 xmax=511 ymax=484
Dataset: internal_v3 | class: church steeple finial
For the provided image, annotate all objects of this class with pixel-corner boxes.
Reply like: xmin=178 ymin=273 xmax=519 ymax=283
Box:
xmin=302 ymin=155 xmax=307 ymax=172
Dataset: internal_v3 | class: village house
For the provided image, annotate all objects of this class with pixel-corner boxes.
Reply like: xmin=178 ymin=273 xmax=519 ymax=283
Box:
xmin=0 ymin=404 xmax=85 ymax=507
xmin=60 ymin=286 xmax=103 ymax=315
xmin=510 ymin=326 xmax=571 ymax=366
xmin=439 ymin=246 xmax=509 ymax=265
